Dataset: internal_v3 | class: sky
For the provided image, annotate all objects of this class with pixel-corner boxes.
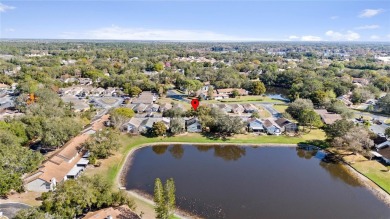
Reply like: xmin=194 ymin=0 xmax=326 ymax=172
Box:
xmin=0 ymin=0 xmax=389 ymax=42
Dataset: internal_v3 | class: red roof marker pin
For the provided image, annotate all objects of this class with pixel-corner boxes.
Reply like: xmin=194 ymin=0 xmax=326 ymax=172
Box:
xmin=191 ymin=98 xmax=199 ymax=111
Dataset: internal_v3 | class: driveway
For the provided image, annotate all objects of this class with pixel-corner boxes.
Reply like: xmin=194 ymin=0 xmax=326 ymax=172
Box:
xmin=0 ymin=203 xmax=30 ymax=218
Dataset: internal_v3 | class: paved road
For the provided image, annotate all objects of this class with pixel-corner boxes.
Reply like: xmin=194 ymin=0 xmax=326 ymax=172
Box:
xmin=0 ymin=203 xmax=30 ymax=218
xmin=353 ymin=111 xmax=389 ymax=135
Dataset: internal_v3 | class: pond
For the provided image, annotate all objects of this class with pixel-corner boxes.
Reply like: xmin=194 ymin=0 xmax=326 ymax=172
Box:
xmin=264 ymin=86 xmax=290 ymax=102
xmin=124 ymin=145 xmax=390 ymax=219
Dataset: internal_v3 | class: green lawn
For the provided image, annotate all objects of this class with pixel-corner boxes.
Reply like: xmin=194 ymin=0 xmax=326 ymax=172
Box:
xmin=384 ymin=119 xmax=390 ymax=125
xmin=273 ymin=104 xmax=288 ymax=113
xmin=351 ymin=160 xmax=390 ymax=193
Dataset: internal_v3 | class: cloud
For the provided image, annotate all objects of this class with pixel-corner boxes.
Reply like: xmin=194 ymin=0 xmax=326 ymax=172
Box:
xmin=0 ymin=3 xmax=15 ymax=12
xmin=5 ymin=28 xmax=15 ymax=32
xmin=359 ymin=9 xmax=384 ymax=18
xmin=330 ymin=16 xmax=339 ymax=20
xmin=286 ymin=35 xmax=321 ymax=41
xmin=288 ymin=35 xmax=299 ymax=40
xmin=301 ymin=35 xmax=322 ymax=41
xmin=60 ymin=26 xmax=272 ymax=41
xmin=355 ymin=25 xmax=380 ymax=30
xmin=370 ymin=35 xmax=380 ymax=40
xmin=325 ymin=30 xmax=360 ymax=41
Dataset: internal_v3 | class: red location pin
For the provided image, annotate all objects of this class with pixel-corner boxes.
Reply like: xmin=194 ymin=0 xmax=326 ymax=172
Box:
xmin=191 ymin=98 xmax=199 ymax=111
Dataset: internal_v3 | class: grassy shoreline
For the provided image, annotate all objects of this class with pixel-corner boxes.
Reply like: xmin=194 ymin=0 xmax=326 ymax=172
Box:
xmin=95 ymin=131 xmax=325 ymax=185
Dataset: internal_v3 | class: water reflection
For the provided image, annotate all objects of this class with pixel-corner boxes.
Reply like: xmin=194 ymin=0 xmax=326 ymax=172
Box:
xmin=213 ymin=146 xmax=246 ymax=161
xmin=296 ymin=147 xmax=362 ymax=187
xmin=169 ymin=145 xmax=184 ymax=159
xmin=127 ymin=145 xmax=390 ymax=219
xmin=152 ymin=145 xmax=168 ymax=155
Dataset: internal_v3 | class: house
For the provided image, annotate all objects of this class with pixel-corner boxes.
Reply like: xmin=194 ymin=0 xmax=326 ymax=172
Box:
xmin=242 ymin=104 xmax=258 ymax=113
xmin=231 ymin=104 xmax=245 ymax=114
xmin=275 ymin=118 xmax=298 ymax=133
xmin=185 ymin=117 xmax=202 ymax=132
xmin=24 ymin=134 xmax=90 ymax=192
xmin=104 ymin=87 xmax=117 ymax=97
xmin=126 ymin=117 xmax=147 ymax=133
xmin=132 ymin=91 xmax=156 ymax=104
xmin=218 ymin=104 xmax=232 ymax=113
xmin=314 ymin=109 xmax=342 ymax=125
xmin=213 ymin=92 xmax=229 ymax=100
xmin=142 ymin=118 xmax=170 ymax=131
xmin=375 ymin=141 xmax=390 ymax=164
xmin=159 ymin=103 xmax=172 ymax=113
xmin=24 ymin=115 xmax=108 ymax=192
xmin=134 ymin=103 xmax=148 ymax=113
xmin=172 ymin=103 xmax=186 ymax=112
xmin=248 ymin=118 xmax=264 ymax=132
xmin=0 ymin=83 xmax=11 ymax=90
xmin=145 ymin=104 xmax=160 ymax=113
xmin=337 ymin=95 xmax=353 ymax=106
xmin=263 ymin=119 xmax=281 ymax=135
xmin=78 ymin=78 xmax=93 ymax=86
xmin=83 ymin=205 xmax=140 ymax=219
xmin=216 ymin=88 xmax=248 ymax=96
xmin=376 ymin=141 xmax=390 ymax=150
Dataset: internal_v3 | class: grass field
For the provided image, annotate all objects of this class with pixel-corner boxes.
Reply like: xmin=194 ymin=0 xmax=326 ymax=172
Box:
xmin=330 ymin=150 xmax=390 ymax=194
xmin=273 ymin=104 xmax=288 ymax=113
xmin=257 ymin=105 xmax=272 ymax=118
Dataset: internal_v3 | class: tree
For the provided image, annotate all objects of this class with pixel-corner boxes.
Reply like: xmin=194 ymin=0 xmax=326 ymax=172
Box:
xmin=14 ymin=208 xmax=57 ymax=219
xmin=85 ymin=128 xmax=120 ymax=159
xmin=154 ymin=178 xmax=176 ymax=219
xmin=332 ymin=127 xmax=374 ymax=159
xmin=40 ymin=175 xmax=134 ymax=218
xmin=128 ymin=86 xmax=142 ymax=97
xmin=351 ymin=88 xmax=373 ymax=104
xmin=385 ymin=127 xmax=390 ymax=138
xmin=231 ymin=89 xmax=239 ymax=98
xmin=250 ymin=111 xmax=260 ymax=119
xmin=251 ymin=81 xmax=266 ymax=95
xmin=110 ymin=107 xmax=135 ymax=130
xmin=170 ymin=118 xmax=185 ymax=135
xmin=152 ymin=121 xmax=167 ymax=137
xmin=41 ymin=117 xmax=82 ymax=148
xmin=154 ymin=62 xmax=164 ymax=72
xmin=324 ymin=119 xmax=355 ymax=139
xmin=165 ymin=178 xmax=176 ymax=218
xmin=377 ymin=94 xmax=390 ymax=114
xmin=286 ymin=98 xmax=314 ymax=119
xmin=298 ymin=109 xmax=322 ymax=132
xmin=207 ymin=86 xmax=214 ymax=100
xmin=154 ymin=178 xmax=167 ymax=219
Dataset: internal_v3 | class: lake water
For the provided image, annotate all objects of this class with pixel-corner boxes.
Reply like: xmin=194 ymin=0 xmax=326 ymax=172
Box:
xmin=264 ymin=86 xmax=290 ymax=102
xmin=124 ymin=145 xmax=390 ymax=219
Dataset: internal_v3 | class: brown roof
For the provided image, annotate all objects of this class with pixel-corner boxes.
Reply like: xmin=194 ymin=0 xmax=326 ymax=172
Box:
xmin=57 ymin=134 xmax=89 ymax=160
xmin=0 ymin=83 xmax=10 ymax=89
xmin=314 ymin=109 xmax=342 ymax=125
xmin=217 ymin=88 xmax=248 ymax=95
xmin=378 ymin=147 xmax=390 ymax=160
xmin=275 ymin=118 xmax=292 ymax=127
xmin=83 ymin=205 xmax=140 ymax=219
xmin=39 ymin=154 xmax=83 ymax=183
xmin=27 ymin=114 xmax=110 ymax=184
